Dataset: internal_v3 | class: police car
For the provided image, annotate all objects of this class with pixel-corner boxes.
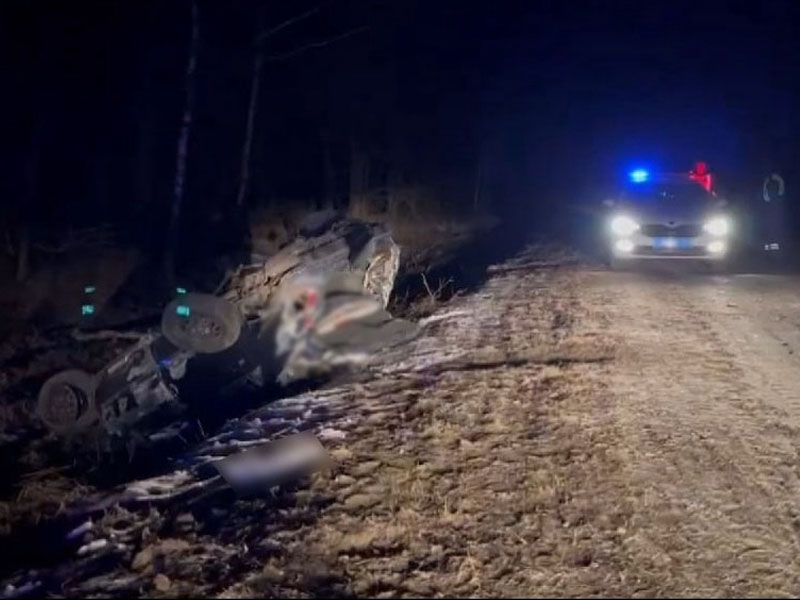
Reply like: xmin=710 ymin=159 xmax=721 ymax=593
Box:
xmin=605 ymin=167 xmax=732 ymax=269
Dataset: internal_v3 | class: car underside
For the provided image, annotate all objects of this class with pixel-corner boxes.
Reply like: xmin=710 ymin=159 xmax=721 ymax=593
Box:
xmin=33 ymin=214 xmax=419 ymax=460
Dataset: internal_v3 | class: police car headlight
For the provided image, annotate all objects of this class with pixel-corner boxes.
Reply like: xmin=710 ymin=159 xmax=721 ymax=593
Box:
xmin=703 ymin=216 xmax=730 ymax=236
xmin=610 ymin=215 xmax=639 ymax=237
xmin=615 ymin=239 xmax=634 ymax=253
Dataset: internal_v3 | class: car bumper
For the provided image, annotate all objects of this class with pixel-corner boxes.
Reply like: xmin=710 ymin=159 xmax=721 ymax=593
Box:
xmin=611 ymin=233 xmax=729 ymax=260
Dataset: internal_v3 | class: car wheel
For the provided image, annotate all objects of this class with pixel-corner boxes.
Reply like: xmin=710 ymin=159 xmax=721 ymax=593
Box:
xmin=162 ymin=293 xmax=243 ymax=354
xmin=37 ymin=369 xmax=99 ymax=435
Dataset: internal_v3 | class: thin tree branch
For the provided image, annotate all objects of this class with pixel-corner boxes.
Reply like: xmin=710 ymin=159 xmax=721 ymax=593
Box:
xmin=266 ymin=26 xmax=369 ymax=62
xmin=165 ymin=0 xmax=199 ymax=282
xmin=254 ymin=6 xmax=320 ymax=46
xmin=236 ymin=45 xmax=263 ymax=208
xmin=237 ymin=6 xmax=322 ymax=209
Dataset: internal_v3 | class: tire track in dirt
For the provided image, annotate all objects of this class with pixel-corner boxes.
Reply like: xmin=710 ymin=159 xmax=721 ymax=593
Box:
xmin=583 ymin=269 xmax=800 ymax=597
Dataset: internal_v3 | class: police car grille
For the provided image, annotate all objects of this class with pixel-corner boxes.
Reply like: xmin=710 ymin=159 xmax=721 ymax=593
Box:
xmin=640 ymin=224 xmax=703 ymax=237
xmin=634 ymin=245 xmax=708 ymax=257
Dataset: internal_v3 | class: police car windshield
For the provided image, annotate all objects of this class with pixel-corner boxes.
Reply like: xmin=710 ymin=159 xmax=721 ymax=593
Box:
xmin=621 ymin=182 xmax=714 ymax=210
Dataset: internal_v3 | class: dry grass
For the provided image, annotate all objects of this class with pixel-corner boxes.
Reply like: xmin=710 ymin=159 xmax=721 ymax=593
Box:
xmin=203 ymin=266 xmax=641 ymax=598
xmin=0 ymin=474 xmax=94 ymax=532
xmin=390 ymin=272 xmax=458 ymax=320
xmin=16 ymin=253 xmax=800 ymax=597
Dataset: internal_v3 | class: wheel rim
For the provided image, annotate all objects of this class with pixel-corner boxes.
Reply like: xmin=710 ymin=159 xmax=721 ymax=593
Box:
xmin=182 ymin=312 xmax=223 ymax=341
xmin=162 ymin=293 xmax=242 ymax=353
xmin=40 ymin=382 xmax=88 ymax=432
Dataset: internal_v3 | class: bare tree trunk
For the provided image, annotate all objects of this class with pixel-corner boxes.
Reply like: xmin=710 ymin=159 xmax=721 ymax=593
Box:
xmin=164 ymin=0 xmax=199 ymax=283
xmin=135 ymin=61 xmax=155 ymax=215
xmin=473 ymin=155 xmax=483 ymax=213
xmin=236 ymin=7 xmax=322 ymax=212
xmin=18 ymin=106 xmax=45 ymax=282
xmin=349 ymin=134 xmax=370 ymax=218
xmin=91 ymin=150 xmax=111 ymax=211
xmin=235 ymin=40 xmax=263 ymax=210
xmin=322 ymin=129 xmax=336 ymax=209
xmin=16 ymin=225 xmax=30 ymax=283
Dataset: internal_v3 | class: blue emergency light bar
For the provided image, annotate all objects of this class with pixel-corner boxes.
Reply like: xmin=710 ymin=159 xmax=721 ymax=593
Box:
xmin=629 ymin=169 xmax=649 ymax=183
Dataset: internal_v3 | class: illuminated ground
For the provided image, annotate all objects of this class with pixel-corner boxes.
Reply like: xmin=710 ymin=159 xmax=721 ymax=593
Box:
xmin=220 ymin=262 xmax=800 ymax=597
xmin=6 ymin=254 xmax=800 ymax=596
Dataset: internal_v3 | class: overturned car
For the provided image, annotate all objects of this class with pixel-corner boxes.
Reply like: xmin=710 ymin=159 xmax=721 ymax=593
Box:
xmin=34 ymin=216 xmax=417 ymax=457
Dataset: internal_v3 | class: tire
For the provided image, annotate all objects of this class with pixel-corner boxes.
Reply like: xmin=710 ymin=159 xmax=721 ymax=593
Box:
xmin=162 ymin=293 xmax=243 ymax=354
xmin=37 ymin=369 xmax=99 ymax=435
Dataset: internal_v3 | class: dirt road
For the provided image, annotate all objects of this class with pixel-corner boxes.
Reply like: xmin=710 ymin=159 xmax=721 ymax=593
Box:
xmin=8 ymin=257 xmax=800 ymax=598
xmin=197 ymin=260 xmax=800 ymax=598
xmin=578 ymin=266 xmax=800 ymax=597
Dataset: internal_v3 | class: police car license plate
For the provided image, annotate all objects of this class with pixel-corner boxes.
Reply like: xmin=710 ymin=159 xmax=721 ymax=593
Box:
xmin=653 ymin=237 xmax=692 ymax=250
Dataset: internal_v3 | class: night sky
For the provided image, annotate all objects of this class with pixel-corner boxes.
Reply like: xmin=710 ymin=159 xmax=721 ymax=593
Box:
xmin=2 ymin=0 xmax=799 ymax=252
